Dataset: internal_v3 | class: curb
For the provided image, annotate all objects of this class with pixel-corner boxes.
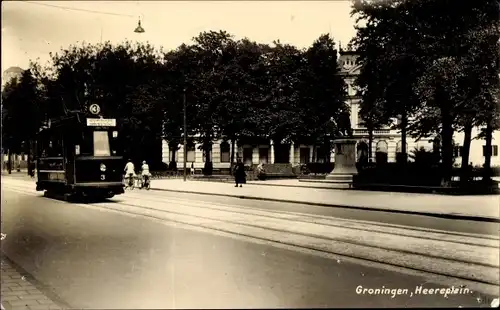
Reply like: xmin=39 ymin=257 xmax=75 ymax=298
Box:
xmin=0 ymin=252 xmax=72 ymax=309
xmin=172 ymin=179 xmax=352 ymax=191
xmin=150 ymin=187 xmax=500 ymax=223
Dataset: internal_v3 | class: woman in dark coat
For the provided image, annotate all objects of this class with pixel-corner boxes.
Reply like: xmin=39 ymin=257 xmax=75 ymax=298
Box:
xmin=234 ymin=159 xmax=246 ymax=187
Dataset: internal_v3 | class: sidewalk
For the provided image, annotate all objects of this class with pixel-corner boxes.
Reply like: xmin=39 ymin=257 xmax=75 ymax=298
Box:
xmin=3 ymin=173 xmax=498 ymax=221
xmin=151 ymin=179 xmax=500 ymax=222
xmin=1 ymin=255 xmax=68 ymax=310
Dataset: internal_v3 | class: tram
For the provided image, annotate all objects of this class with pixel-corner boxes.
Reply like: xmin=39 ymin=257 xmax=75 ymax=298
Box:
xmin=36 ymin=104 xmax=125 ymax=200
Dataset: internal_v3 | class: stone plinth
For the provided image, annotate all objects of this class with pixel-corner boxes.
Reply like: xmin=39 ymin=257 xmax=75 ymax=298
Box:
xmin=302 ymin=139 xmax=358 ymax=189
xmin=327 ymin=139 xmax=358 ymax=177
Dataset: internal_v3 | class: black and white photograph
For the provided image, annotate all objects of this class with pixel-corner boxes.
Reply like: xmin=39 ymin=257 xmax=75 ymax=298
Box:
xmin=1 ymin=0 xmax=499 ymax=308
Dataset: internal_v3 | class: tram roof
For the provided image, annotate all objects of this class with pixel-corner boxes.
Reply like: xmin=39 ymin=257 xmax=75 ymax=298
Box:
xmin=37 ymin=114 xmax=83 ymax=135
xmin=38 ymin=113 xmax=119 ymax=135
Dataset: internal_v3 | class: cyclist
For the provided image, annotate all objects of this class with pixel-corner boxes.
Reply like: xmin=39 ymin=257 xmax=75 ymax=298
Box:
xmin=140 ymin=160 xmax=151 ymax=188
xmin=124 ymin=159 xmax=135 ymax=187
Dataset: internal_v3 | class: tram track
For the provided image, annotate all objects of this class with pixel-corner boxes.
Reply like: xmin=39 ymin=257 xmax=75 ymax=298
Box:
xmin=121 ymin=190 xmax=500 ymax=245
xmin=8 ymin=180 xmax=498 ymax=242
xmin=2 ymin=182 xmax=500 ymax=292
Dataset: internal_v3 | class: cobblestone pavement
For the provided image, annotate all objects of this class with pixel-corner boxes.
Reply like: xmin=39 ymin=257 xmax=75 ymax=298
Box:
xmin=1 ymin=256 xmax=67 ymax=310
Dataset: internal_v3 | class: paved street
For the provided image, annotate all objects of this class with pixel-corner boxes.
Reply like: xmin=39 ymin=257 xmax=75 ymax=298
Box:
xmin=149 ymin=179 xmax=500 ymax=221
xmin=1 ymin=178 xmax=499 ymax=308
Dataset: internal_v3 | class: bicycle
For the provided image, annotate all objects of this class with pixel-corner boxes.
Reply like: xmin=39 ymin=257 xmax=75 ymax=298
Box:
xmin=138 ymin=174 xmax=151 ymax=190
xmin=124 ymin=174 xmax=135 ymax=190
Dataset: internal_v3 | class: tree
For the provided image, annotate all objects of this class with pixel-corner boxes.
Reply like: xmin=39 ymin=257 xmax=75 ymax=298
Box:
xmin=411 ymin=0 xmax=500 ymax=184
xmin=351 ymin=0 xmax=499 ymax=185
xmin=162 ymin=43 xmax=201 ymax=169
xmin=298 ymin=34 xmax=350 ymax=161
xmin=352 ymin=0 xmax=430 ymax=164
xmin=190 ymin=31 xmax=236 ymax=172
xmin=36 ymin=41 xmax=165 ymax=167
xmin=214 ymin=38 xmax=269 ymax=166
xmin=258 ymin=40 xmax=304 ymax=162
xmin=1 ymin=70 xmax=41 ymax=174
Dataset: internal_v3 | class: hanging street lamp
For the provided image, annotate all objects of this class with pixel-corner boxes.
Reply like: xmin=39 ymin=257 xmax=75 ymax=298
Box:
xmin=134 ymin=16 xmax=145 ymax=33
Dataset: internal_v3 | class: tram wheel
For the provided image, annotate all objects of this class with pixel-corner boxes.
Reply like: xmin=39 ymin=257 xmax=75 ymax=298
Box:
xmin=63 ymin=193 xmax=76 ymax=202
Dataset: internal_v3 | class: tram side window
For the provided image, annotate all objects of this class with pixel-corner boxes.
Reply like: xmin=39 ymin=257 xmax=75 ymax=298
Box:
xmin=78 ymin=131 xmax=94 ymax=156
xmin=47 ymin=136 xmax=63 ymax=157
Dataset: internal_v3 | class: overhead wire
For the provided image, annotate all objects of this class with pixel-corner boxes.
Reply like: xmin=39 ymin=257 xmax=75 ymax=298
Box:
xmin=19 ymin=1 xmax=136 ymax=18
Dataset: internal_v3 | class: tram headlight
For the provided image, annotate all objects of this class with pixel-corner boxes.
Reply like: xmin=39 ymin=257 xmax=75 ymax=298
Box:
xmin=100 ymin=163 xmax=106 ymax=172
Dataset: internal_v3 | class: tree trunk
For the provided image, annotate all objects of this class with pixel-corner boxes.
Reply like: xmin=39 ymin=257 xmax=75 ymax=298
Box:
xmin=203 ymin=140 xmax=212 ymax=176
xmin=7 ymin=149 xmax=12 ymax=174
xmin=400 ymin=107 xmax=408 ymax=164
xmin=27 ymin=140 xmax=31 ymax=176
xmin=483 ymin=122 xmax=493 ymax=183
xmin=440 ymin=113 xmax=454 ymax=186
xmin=312 ymin=145 xmax=317 ymax=163
xmin=171 ymin=147 xmax=176 ymax=162
xmin=368 ymin=127 xmax=373 ymax=163
xmin=230 ymin=137 xmax=236 ymax=172
xmin=459 ymin=123 xmax=472 ymax=187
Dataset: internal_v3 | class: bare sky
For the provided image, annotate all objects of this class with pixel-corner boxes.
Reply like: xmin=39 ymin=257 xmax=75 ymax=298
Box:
xmin=1 ymin=0 xmax=357 ymax=70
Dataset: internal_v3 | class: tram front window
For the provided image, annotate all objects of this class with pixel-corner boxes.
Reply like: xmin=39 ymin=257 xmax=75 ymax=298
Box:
xmin=93 ymin=131 xmax=111 ymax=156
xmin=76 ymin=130 xmax=118 ymax=157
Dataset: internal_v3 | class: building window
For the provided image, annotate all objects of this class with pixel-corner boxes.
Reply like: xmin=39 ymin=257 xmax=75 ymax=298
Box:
xmin=220 ymin=142 xmax=230 ymax=163
xmin=357 ymin=142 xmax=369 ymax=163
xmin=299 ymin=148 xmax=310 ymax=164
xmin=186 ymin=144 xmax=195 ymax=162
xmin=316 ymin=147 xmax=326 ymax=163
xmin=483 ymin=145 xmax=499 ymax=157
xmin=376 ymin=140 xmax=388 ymax=153
xmin=259 ymin=148 xmax=268 ymax=164
xmin=243 ymin=147 xmax=253 ymax=165
xmin=376 ymin=140 xmax=388 ymax=164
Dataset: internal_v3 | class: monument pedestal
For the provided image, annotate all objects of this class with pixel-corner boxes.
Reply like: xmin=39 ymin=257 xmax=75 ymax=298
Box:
xmin=299 ymin=139 xmax=358 ymax=189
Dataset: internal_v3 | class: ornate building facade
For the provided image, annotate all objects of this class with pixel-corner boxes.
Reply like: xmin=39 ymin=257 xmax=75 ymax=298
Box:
xmin=2 ymin=66 xmax=24 ymax=89
xmin=161 ymin=49 xmax=499 ymax=171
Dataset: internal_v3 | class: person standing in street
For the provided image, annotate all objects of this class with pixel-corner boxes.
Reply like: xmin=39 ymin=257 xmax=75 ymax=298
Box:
xmin=233 ymin=158 xmax=246 ymax=187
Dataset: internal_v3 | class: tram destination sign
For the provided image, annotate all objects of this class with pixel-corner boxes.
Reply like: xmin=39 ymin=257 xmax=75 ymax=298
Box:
xmin=86 ymin=118 xmax=116 ymax=127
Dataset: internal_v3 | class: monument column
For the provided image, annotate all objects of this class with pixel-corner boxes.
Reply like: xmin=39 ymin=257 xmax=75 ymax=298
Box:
xmin=325 ymin=139 xmax=358 ymax=177
xmin=299 ymin=138 xmax=358 ymax=189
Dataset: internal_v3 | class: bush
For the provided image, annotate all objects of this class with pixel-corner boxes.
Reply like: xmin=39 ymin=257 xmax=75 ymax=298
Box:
xmin=168 ymin=161 xmax=177 ymax=171
xmin=256 ymin=164 xmax=267 ymax=180
xmin=203 ymin=161 xmax=213 ymax=176
xmin=356 ymin=162 xmax=443 ymax=186
xmin=491 ymin=166 xmax=500 ymax=176
xmin=305 ymin=162 xmax=335 ymax=174
xmin=153 ymin=162 xmax=168 ymax=171
xmin=410 ymin=147 xmax=440 ymax=166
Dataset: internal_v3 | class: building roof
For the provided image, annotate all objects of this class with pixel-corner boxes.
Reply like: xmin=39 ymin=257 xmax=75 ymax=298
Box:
xmin=3 ymin=66 xmax=25 ymax=74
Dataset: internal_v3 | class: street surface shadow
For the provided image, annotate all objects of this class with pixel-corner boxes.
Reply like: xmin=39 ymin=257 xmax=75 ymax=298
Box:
xmin=41 ymin=192 xmax=118 ymax=204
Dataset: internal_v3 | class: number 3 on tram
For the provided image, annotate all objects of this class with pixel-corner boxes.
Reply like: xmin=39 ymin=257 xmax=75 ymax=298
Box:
xmin=36 ymin=113 xmax=125 ymax=200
